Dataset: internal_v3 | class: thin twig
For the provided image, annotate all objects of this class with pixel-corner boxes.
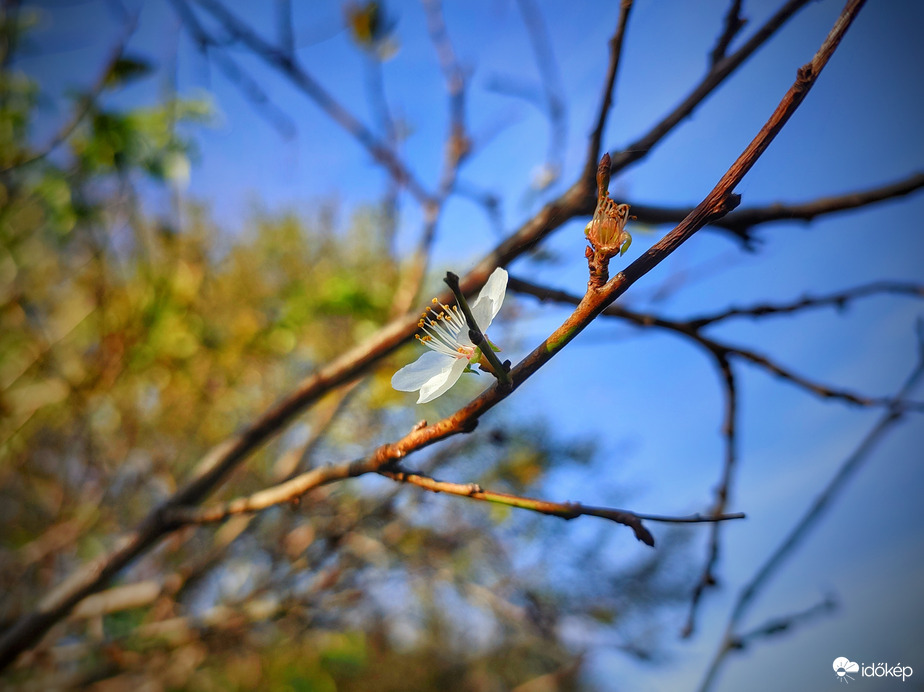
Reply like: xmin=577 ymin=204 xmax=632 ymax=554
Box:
xmin=683 ymin=353 xmax=737 ymax=638
xmin=170 ymin=0 xmax=296 ymax=138
xmin=515 ymin=0 xmax=567 ymax=187
xmin=508 ymin=276 xmax=901 ymax=409
xmin=685 ymin=280 xmax=924 ymax=328
xmin=607 ymin=0 xmax=812 ymax=175
xmin=187 ymin=0 xmax=435 ymax=205
xmin=627 ymin=170 xmax=924 ymax=247
xmin=584 ymin=0 xmax=633 ymax=183
xmin=381 ymin=466 xmax=745 ymax=547
xmin=735 ymin=596 xmax=838 ymax=648
xmin=697 ymin=322 xmax=922 ymax=692
xmin=709 ymin=0 xmax=746 ymax=67
xmin=166 ymin=460 xmax=746 ymax=548
xmin=389 ymin=0 xmax=472 ymax=316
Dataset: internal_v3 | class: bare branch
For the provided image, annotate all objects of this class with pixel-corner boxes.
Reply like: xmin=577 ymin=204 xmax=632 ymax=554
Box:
xmin=165 ymin=459 xmax=363 ymax=525
xmin=186 ymin=0 xmax=436 ymax=205
xmin=718 ymin=170 xmax=924 ymax=236
xmin=735 ymin=596 xmax=838 ymax=647
xmin=388 ymin=0 xmax=473 ymax=316
xmin=709 ymin=0 xmax=746 ymax=67
xmin=686 ymin=280 xmax=924 ymax=329
xmin=683 ymin=353 xmax=738 ymax=638
xmin=515 ymin=0 xmax=567 ymax=188
xmin=628 ymin=171 xmax=924 ymax=247
xmin=608 ymin=0 xmax=813 ymax=175
xmin=697 ymin=325 xmax=923 ymax=692
xmin=382 ymin=466 xmax=745 ymax=547
xmin=509 ymin=276 xmax=902 ymax=409
xmin=171 ymin=0 xmax=296 ymax=138
xmin=584 ymin=0 xmax=634 ymax=182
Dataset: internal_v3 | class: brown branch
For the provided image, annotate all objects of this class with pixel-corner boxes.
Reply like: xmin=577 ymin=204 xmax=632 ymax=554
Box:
xmin=607 ymin=0 xmax=813 ymax=175
xmin=166 ymin=459 xmax=746 ymax=547
xmin=628 ymin=170 xmax=924 ymax=247
xmin=709 ymin=0 xmax=746 ymax=68
xmin=719 ymin=170 xmax=924 ymax=236
xmin=584 ymin=0 xmax=634 ymax=183
xmin=697 ymin=320 xmax=922 ymax=692
xmin=0 ymin=1 xmax=860 ymax=669
xmin=381 ymin=467 xmax=745 ymax=547
xmin=165 ymin=459 xmax=364 ymax=525
xmin=686 ymin=280 xmax=924 ymax=329
xmin=683 ymin=353 xmax=737 ymax=638
xmin=509 ymin=276 xmax=896 ymax=409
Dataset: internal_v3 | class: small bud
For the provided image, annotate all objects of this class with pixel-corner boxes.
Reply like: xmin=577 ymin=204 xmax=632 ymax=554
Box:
xmin=596 ymin=153 xmax=611 ymax=199
xmin=585 ymin=199 xmax=632 ymax=257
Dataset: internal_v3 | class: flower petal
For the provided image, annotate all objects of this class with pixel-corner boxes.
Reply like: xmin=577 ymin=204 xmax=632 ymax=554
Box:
xmin=469 ymin=267 xmax=507 ymax=331
xmin=417 ymin=356 xmax=469 ymax=403
xmin=391 ymin=351 xmax=451 ymax=392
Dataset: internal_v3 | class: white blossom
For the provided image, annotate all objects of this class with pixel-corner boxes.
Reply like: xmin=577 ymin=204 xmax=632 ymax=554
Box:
xmin=392 ymin=267 xmax=507 ymax=403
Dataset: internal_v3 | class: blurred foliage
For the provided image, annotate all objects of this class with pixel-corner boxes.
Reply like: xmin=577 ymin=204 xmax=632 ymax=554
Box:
xmin=0 ymin=9 xmax=693 ymax=691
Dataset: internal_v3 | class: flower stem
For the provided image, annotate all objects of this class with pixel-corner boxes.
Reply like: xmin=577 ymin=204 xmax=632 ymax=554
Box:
xmin=444 ymin=272 xmax=511 ymax=386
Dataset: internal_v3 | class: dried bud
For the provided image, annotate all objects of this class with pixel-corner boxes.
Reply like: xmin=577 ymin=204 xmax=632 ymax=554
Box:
xmin=585 ymin=198 xmax=632 ymax=258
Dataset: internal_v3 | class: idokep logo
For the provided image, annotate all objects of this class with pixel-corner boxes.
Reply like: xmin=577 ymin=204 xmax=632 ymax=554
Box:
xmin=833 ymin=657 xmax=914 ymax=684
xmin=833 ymin=658 xmax=859 ymax=683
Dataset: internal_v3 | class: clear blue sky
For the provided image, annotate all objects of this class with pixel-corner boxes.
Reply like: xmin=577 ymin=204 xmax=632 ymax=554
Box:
xmin=18 ymin=1 xmax=924 ymax=690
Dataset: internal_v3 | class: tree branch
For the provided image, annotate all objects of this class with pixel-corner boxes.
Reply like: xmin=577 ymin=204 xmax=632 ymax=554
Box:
xmin=509 ymin=276 xmax=909 ymax=409
xmin=607 ymin=0 xmax=812 ymax=175
xmin=697 ymin=323 xmax=923 ymax=692
xmin=709 ymin=0 xmax=746 ymax=68
xmin=186 ymin=0 xmax=436 ymax=206
xmin=584 ymin=0 xmax=634 ymax=184
xmin=628 ymin=170 xmax=924 ymax=247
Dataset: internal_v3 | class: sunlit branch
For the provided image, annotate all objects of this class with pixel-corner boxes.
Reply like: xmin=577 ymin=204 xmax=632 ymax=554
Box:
xmin=381 ymin=466 xmax=747 ymax=547
xmin=165 ymin=459 xmax=364 ymax=525
xmin=697 ymin=320 xmax=923 ymax=692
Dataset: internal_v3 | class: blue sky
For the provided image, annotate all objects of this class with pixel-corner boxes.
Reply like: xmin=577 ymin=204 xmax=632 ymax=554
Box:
xmin=18 ymin=1 xmax=924 ymax=690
